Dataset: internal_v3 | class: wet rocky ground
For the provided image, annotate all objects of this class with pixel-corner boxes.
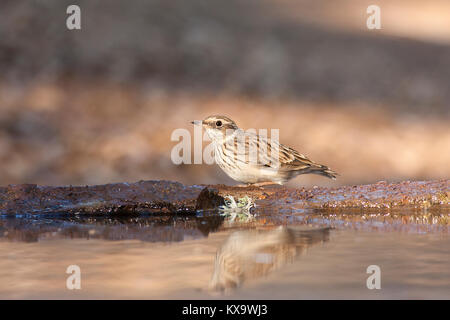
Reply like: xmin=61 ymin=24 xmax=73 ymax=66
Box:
xmin=1 ymin=179 xmax=448 ymax=215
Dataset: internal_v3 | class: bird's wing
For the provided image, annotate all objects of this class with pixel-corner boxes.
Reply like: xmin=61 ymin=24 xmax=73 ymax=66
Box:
xmin=277 ymin=144 xmax=317 ymax=171
xmin=235 ymin=131 xmax=315 ymax=170
xmin=231 ymin=130 xmax=337 ymax=178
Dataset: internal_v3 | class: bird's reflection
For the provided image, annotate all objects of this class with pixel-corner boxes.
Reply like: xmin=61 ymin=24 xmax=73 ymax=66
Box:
xmin=209 ymin=226 xmax=330 ymax=293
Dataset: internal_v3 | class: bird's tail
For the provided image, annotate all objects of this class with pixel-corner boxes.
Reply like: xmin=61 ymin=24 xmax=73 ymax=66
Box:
xmin=307 ymin=164 xmax=338 ymax=180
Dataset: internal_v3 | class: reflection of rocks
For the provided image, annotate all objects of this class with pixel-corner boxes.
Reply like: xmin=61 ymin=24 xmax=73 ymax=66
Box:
xmin=209 ymin=226 xmax=330 ymax=292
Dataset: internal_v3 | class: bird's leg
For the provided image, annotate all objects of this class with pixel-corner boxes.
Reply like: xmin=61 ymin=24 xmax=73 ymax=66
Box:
xmin=235 ymin=183 xmax=251 ymax=187
xmin=235 ymin=182 xmax=280 ymax=188
xmin=249 ymin=182 xmax=280 ymax=188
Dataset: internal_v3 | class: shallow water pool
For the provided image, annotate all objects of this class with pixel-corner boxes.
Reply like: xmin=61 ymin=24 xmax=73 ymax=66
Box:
xmin=0 ymin=207 xmax=448 ymax=299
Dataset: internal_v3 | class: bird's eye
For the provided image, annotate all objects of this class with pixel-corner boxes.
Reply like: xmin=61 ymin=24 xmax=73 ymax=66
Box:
xmin=215 ymin=120 xmax=222 ymax=127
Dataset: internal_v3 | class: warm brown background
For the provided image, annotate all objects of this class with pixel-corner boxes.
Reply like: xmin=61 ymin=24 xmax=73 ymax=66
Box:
xmin=0 ymin=0 xmax=449 ymax=188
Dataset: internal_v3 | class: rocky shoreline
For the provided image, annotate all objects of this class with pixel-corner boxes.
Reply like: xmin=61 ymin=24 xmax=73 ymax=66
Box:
xmin=0 ymin=179 xmax=448 ymax=215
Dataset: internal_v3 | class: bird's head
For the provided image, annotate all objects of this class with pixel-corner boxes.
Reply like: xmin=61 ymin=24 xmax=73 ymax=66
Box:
xmin=192 ymin=115 xmax=239 ymax=142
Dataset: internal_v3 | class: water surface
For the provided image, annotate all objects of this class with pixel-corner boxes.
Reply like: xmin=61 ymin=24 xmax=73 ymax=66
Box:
xmin=0 ymin=206 xmax=448 ymax=299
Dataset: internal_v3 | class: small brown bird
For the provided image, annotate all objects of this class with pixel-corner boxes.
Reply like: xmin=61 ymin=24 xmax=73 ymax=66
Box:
xmin=197 ymin=115 xmax=337 ymax=186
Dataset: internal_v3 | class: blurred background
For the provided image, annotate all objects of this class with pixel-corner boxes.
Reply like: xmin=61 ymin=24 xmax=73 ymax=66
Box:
xmin=0 ymin=0 xmax=449 ymax=188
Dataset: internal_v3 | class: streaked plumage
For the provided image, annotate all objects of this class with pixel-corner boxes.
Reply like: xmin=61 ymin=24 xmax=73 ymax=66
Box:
xmin=199 ymin=115 xmax=337 ymax=185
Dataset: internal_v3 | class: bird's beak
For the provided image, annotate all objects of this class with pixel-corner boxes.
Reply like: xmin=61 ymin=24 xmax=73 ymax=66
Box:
xmin=191 ymin=120 xmax=203 ymax=125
